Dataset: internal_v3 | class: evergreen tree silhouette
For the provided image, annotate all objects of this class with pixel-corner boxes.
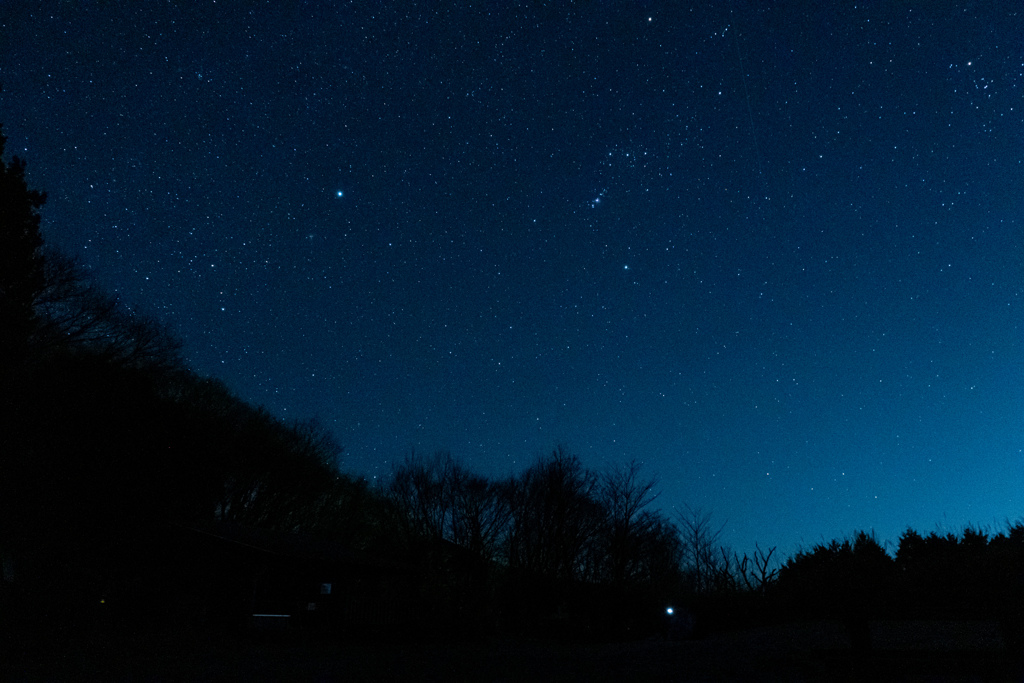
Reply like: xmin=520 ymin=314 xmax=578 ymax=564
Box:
xmin=0 ymin=123 xmax=46 ymax=366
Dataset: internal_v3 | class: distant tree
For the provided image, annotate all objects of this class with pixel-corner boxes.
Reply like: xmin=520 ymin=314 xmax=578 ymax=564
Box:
xmin=674 ymin=505 xmax=731 ymax=595
xmin=382 ymin=451 xmax=515 ymax=633
xmin=849 ymin=530 xmax=895 ymax=610
xmin=446 ymin=466 xmax=513 ymax=563
xmin=894 ymin=524 xmax=1020 ymax=621
xmin=214 ymin=411 xmax=346 ymax=532
xmin=639 ymin=516 xmax=686 ymax=588
xmin=505 ymin=446 xmax=604 ymax=582
xmin=386 ymin=450 xmax=457 ymax=546
xmin=776 ymin=530 xmax=894 ymax=649
xmin=599 ymin=460 xmax=661 ymax=586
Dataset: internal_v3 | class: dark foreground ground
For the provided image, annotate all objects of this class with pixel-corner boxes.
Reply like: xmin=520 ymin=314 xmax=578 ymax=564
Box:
xmin=5 ymin=620 xmax=1023 ymax=682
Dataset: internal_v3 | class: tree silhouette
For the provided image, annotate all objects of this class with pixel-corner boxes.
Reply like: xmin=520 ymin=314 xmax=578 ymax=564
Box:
xmin=893 ymin=524 xmax=1024 ymax=623
xmin=599 ymin=459 xmax=660 ymax=586
xmin=387 ymin=450 xmax=459 ymax=546
xmin=505 ymin=447 xmax=604 ymax=583
xmin=735 ymin=544 xmax=779 ymax=596
xmin=446 ymin=464 xmax=513 ymax=563
xmin=32 ymin=250 xmax=182 ymax=369
xmin=675 ymin=505 xmax=730 ymax=595
xmin=0 ymin=123 xmax=46 ymax=365
xmin=213 ymin=409 xmax=348 ymax=532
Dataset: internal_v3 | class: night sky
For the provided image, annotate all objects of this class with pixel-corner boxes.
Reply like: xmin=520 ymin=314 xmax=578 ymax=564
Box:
xmin=3 ymin=2 xmax=1022 ymax=557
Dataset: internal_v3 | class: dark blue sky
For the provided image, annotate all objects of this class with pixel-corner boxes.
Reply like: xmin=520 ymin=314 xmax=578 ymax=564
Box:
xmin=3 ymin=1 xmax=1021 ymax=556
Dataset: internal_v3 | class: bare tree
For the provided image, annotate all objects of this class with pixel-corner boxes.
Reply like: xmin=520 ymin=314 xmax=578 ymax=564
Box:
xmin=735 ymin=544 xmax=779 ymax=594
xmin=600 ymin=460 xmax=661 ymax=585
xmin=214 ymin=412 xmax=345 ymax=532
xmin=387 ymin=450 xmax=456 ymax=544
xmin=33 ymin=250 xmax=182 ymax=369
xmin=505 ymin=446 xmax=603 ymax=582
xmin=447 ymin=468 xmax=513 ymax=563
xmin=675 ymin=505 xmax=731 ymax=594
xmin=634 ymin=514 xmax=685 ymax=588
xmin=385 ymin=450 xmax=513 ymax=563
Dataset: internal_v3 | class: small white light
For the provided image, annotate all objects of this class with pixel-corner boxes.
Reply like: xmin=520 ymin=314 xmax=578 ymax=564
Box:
xmin=666 ymin=607 xmax=674 ymax=615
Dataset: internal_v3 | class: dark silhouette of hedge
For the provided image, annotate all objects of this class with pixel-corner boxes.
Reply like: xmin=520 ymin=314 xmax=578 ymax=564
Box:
xmin=773 ymin=524 xmax=1024 ymax=652
xmin=775 ymin=531 xmax=894 ymax=649
xmin=894 ymin=524 xmax=1024 ymax=633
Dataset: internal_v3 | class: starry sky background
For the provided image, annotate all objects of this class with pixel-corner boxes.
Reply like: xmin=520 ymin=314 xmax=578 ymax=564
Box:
xmin=2 ymin=2 xmax=1022 ymax=557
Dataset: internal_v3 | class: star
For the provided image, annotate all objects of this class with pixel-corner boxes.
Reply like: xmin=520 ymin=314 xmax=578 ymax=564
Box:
xmin=336 ymin=190 xmax=344 ymax=198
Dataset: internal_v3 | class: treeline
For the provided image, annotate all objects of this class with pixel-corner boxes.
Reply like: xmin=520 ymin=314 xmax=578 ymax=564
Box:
xmin=774 ymin=527 xmax=1024 ymax=648
xmin=381 ymin=450 xmax=691 ymax=638
xmin=4 ymin=126 xmax=1024 ymax=648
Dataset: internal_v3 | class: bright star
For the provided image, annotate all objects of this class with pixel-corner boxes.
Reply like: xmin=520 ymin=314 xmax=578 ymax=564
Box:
xmin=336 ymin=190 xmax=344 ymax=198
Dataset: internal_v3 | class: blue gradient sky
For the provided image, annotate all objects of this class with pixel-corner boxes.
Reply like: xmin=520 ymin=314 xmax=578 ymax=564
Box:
xmin=3 ymin=2 xmax=1021 ymax=557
